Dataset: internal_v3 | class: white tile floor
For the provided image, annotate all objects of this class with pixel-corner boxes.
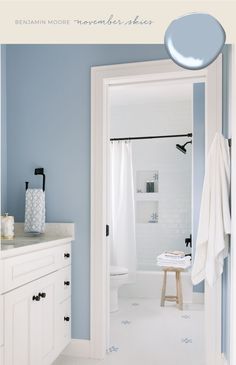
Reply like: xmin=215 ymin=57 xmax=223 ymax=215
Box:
xmin=53 ymin=297 xmax=205 ymax=365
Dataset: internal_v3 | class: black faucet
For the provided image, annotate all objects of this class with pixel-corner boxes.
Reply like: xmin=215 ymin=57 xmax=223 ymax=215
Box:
xmin=185 ymin=234 xmax=192 ymax=248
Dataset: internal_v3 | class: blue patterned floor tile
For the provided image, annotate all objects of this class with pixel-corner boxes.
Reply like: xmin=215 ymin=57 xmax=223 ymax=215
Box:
xmin=121 ymin=320 xmax=131 ymax=325
xmin=181 ymin=337 xmax=193 ymax=344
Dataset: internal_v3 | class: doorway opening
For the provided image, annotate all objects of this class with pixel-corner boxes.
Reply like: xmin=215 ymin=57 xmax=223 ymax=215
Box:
xmin=107 ymin=79 xmax=204 ymax=364
xmin=90 ymin=58 xmax=223 ymax=365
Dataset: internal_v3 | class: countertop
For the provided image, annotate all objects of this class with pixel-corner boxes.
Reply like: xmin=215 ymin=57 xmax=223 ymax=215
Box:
xmin=0 ymin=223 xmax=75 ymax=258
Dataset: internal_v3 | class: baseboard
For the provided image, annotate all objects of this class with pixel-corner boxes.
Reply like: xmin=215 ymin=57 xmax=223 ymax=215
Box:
xmin=62 ymin=339 xmax=91 ymax=358
xmin=192 ymin=292 xmax=204 ymax=304
xmin=221 ymin=353 xmax=228 ymax=365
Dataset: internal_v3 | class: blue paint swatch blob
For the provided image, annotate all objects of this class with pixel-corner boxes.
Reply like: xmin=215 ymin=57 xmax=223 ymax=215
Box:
xmin=164 ymin=13 xmax=226 ymax=70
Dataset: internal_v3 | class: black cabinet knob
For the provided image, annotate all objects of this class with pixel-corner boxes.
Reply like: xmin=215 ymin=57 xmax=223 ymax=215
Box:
xmin=32 ymin=295 xmax=40 ymax=301
xmin=64 ymin=281 xmax=70 ymax=286
xmin=64 ymin=316 xmax=70 ymax=322
xmin=64 ymin=253 xmax=70 ymax=258
xmin=39 ymin=292 xmax=46 ymax=298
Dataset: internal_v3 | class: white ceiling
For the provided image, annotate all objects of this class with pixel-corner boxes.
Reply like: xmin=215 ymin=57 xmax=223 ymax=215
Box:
xmin=110 ymin=81 xmax=193 ymax=107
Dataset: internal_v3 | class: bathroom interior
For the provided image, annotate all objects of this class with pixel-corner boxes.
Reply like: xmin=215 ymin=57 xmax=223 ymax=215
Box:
xmin=108 ymin=79 xmax=205 ymax=363
xmin=0 ymin=44 xmax=231 ymax=365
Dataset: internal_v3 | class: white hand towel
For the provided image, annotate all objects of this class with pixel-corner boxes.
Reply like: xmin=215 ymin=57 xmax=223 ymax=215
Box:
xmin=24 ymin=189 xmax=46 ymax=233
xmin=191 ymin=132 xmax=231 ymax=287
xmin=157 ymin=253 xmax=191 ymax=269
xmin=157 ymin=253 xmax=188 ymax=262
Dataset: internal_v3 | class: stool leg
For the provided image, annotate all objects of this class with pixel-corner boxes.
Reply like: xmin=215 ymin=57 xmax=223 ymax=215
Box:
xmin=160 ymin=270 xmax=167 ymax=307
xmin=178 ymin=272 xmax=183 ymax=310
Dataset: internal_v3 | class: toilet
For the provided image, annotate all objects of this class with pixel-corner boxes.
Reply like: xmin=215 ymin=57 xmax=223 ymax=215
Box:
xmin=110 ymin=266 xmax=128 ymax=312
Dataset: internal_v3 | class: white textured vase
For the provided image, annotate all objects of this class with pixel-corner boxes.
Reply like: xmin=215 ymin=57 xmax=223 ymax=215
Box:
xmin=1 ymin=214 xmax=14 ymax=239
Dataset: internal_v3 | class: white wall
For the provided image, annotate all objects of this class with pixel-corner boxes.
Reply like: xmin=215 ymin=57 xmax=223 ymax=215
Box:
xmin=111 ymin=101 xmax=192 ymax=137
xmin=110 ymin=97 xmax=192 ymax=271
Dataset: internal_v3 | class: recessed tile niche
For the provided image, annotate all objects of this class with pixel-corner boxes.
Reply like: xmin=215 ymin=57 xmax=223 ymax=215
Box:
xmin=136 ymin=201 xmax=159 ymax=224
xmin=136 ymin=170 xmax=159 ymax=194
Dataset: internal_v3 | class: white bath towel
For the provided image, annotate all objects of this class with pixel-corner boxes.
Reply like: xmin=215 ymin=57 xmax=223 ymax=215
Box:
xmin=191 ymin=132 xmax=231 ymax=287
xmin=157 ymin=261 xmax=191 ymax=269
xmin=24 ymin=188 xmax=46 ymax=233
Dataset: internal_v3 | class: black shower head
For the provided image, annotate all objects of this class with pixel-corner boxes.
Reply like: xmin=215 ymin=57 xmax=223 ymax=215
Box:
xmin=176 ymin=140 xmax=192 ymax=154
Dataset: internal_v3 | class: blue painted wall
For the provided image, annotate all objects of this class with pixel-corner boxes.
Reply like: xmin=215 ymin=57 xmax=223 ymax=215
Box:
xmin=4 ymin=44 xmax=230 ymax=346
xmin=5 ymin=45 xmax=169 ymax=339
xmin=1 ymin=45 xmax=7 ymax=214
xmin=192 ymin=83 xmax=205 ymax=294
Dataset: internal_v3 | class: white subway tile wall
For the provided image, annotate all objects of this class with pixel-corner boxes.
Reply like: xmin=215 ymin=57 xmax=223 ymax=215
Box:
xmin=134 ymin=138 xmax=192 ymax=271
xmin=111 ymin=96 xmax=192 ymax=271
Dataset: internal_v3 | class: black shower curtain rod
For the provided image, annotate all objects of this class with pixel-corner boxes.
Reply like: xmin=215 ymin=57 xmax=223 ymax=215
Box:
xmin=110 ymin=133 xmax=193 ymax=141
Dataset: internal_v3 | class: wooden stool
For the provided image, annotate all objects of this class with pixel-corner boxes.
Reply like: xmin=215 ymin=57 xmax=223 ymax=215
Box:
xmin=160 ymin=267 xmax=184 ymax=310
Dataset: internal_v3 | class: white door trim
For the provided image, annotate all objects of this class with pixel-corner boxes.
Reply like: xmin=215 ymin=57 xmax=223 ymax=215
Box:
xmin=90 ymin=57 xmax=223 ymax=363
xmin=230 ymin=45 xmax=236 ymax=365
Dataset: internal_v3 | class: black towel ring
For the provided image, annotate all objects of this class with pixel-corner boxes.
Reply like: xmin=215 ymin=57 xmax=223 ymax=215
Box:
xmin=25 ymin=168 xmax=46 ymax=191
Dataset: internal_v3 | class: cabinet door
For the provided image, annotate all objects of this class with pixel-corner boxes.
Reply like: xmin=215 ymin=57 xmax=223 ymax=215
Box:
xmin=0 ymin=295 xmax=3 ymax=346
xmin=4 ymin=272 xmax=59 ymax=365
xmin=56 ymin=297 xmax=71 ymax=354
xmin=4 ymin=278 xmax=41 ymax=365
xmin=39 ymin=272 xmax=58 ymax=365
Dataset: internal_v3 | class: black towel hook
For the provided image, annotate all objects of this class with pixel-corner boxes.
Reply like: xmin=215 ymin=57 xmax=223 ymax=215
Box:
xmin=25 ymin=168 xmax=46 ymax=191
xmin=35 ymin=168 xmax=46 ymax=191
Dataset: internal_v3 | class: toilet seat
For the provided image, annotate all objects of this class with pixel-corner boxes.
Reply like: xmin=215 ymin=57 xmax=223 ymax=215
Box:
xmin=110 ymin=266 xmax=128 ymax=276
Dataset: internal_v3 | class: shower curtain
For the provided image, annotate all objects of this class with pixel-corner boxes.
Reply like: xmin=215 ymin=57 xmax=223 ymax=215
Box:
xmin=110 ymin=141 xmax=136 ymax=278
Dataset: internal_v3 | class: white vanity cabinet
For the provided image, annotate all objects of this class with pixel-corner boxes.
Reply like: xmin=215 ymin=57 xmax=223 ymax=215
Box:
xmin=0 ymin=239 xmax=72 ymax=365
